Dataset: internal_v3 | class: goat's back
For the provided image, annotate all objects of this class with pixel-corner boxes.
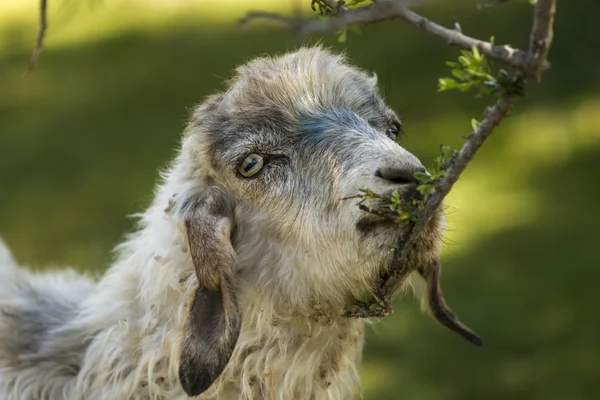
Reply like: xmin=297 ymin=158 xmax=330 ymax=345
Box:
xmin=0 ymin=240 xmax=96 ymax=398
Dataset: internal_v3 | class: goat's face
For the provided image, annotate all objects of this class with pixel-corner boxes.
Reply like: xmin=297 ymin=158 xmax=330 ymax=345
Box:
xmin=176 ymin=47 xmax=448 ymax=396
xmin=184 ymin=47 xmax=443 ymax=305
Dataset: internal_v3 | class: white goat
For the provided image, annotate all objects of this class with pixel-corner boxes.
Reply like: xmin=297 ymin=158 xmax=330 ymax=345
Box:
xmin=0 ymin=47 xmax=479 ymax=400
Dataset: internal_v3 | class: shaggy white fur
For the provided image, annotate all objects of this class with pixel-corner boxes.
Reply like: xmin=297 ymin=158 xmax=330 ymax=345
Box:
xmin=0 ymin=47 xmax=450 ymax=400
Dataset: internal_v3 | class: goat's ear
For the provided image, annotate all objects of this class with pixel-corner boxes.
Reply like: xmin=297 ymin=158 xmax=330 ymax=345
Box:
xmin=416 ymin=260 xmax=483 ymax=347
xmin=179 ymin=209 xmax=241 ymax=397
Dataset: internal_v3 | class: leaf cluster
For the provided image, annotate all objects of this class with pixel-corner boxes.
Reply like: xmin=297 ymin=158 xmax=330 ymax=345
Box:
xmin=310 ymin=0 xmax=370 ymax=42
xmin=438 ymin=45 xmax=526 ymax=97
xmin=355 ymin=188 xmax=419 ymax=226
xmin=413 ymin=144 xmax=457 ymax=202
xmin=353 ymin=144 xmax=458 ymax=227
xmin=311 ymin=0 xmax=369 ymax=15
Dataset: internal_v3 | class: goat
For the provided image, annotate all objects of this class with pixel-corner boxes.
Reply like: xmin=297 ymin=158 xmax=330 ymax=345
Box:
xmin=0 ymin=47 xmax=478 ymax=400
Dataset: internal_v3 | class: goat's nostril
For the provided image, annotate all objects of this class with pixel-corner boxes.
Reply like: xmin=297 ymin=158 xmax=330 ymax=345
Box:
xmin=376 ymin=167 xmax=421 ymax=185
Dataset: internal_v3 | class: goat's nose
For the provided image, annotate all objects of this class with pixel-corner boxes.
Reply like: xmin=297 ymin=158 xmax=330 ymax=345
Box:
xmin=375 ymin=166 xmax=427 ymax=185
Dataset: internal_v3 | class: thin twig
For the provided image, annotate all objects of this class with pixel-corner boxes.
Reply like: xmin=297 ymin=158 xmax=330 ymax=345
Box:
xmin=476 ymin=0 xmax=512 ymax=9
xmin=239 ymin=11 xmax=301 ymax=29
xmin=529 ymin=0 xmax=557 ymax=82
xmin=29 ymin=0 xmax=48 ymax=72
xmin=242 ymin=0 xmax=545 ymax=73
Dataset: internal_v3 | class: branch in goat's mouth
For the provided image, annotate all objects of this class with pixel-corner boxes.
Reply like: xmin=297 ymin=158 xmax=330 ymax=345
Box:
xmin=417 ymin=260 xmax=483 ymax=347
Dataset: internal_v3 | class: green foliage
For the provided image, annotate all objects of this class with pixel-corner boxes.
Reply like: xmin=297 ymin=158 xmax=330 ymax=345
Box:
xmin=354 ymin=188 xmax=417 ymax=226
xmin=355 ymin=144 xmax=458 ymax=222
xmin=311 ymin=0 xmax=368 ymax=42
xmin=439 ymin=45 xmax=526 ymax=97
xmin=413 ymin=144 xmax=458 ymax=202
xmin=439 ymin=46 xmax=495 ymax=96
xmin=310 ymin=0 xmax=333 ymax=16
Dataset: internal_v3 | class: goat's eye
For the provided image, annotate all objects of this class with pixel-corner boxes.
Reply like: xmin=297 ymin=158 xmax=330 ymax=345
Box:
xmin=239 ymin=154 xmax=264 ymax=177
xmin=386 ymin=123 xmax=401 ymax=141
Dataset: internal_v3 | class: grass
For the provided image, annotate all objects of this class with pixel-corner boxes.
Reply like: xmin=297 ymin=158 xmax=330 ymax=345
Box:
xmin=1 ymin=0 xmax=599 ymax=398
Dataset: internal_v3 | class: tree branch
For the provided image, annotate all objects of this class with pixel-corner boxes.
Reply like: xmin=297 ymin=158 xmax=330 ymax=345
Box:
xmin=344 ymin=94 xmax=516 ymax=319
xmin=242 ymin=0 xmax=547 ymax=73
xmin=383 ymin=95 xmax=516 ymax=298
xmin=529 ymin=0 xmax=557 ymax=82
xmin=343 ymin=0 xmax=556 ymax=317
xmin=29 ymin=0 xmax=48 ymax=72
xmin=239 ymin=11 xmax=301 ymax=29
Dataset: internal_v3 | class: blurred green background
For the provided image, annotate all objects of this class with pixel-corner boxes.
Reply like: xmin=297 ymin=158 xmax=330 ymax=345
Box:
xmin=1 ymin=0 xmax=599 ymax=398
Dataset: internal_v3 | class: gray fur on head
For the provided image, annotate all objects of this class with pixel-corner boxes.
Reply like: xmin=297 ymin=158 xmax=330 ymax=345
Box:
xmin=0 ymin=47 xmax=449 ymax=400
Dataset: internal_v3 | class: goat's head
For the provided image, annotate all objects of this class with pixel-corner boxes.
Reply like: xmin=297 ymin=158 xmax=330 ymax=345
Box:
xmin=172 ymin=47 xmax=471 ymax=396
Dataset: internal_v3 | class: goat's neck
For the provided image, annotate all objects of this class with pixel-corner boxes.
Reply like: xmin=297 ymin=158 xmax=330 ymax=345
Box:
xmin=206 ymin=287 xmax=365 ymax=400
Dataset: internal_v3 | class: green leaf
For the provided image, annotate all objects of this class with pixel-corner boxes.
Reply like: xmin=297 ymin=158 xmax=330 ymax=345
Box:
xmin=413 ymin=171 xmax=431 ymax=182
xmin=397 ymin=211 xmax=410 ymax=221
xmin=349 ymin=25 xmax=363 ymax=35
xmin=471 ymin=118 xmax=481 ymax=131
xmin=457 ymin=82 xmax=475 ymax=92
xmin=347 ymin=0 xmax=368 ymax=6
xmin=438 ymin=78 xmax=458 ymax=91
xmin=440 ymin=144 xmax=456 ymax=159
xmin=417 ymin=184 xmax=435 ymax=199
xmin=432 ymin=156 xmax=441 ymax=172
xmin=432 ymin=170 xmax=446 ymax=180
xmin=359 ymin=187 xmax=374 ymax=197
xmin=337 ymin=27 xmax=347 ymax=43
xmin=471 ymin=45 xmax=481 ymax=61
xmin=416 ymin=187 xmax=433 ymax=196
xmin=451 ymin=69 xmax=470 ymax=80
